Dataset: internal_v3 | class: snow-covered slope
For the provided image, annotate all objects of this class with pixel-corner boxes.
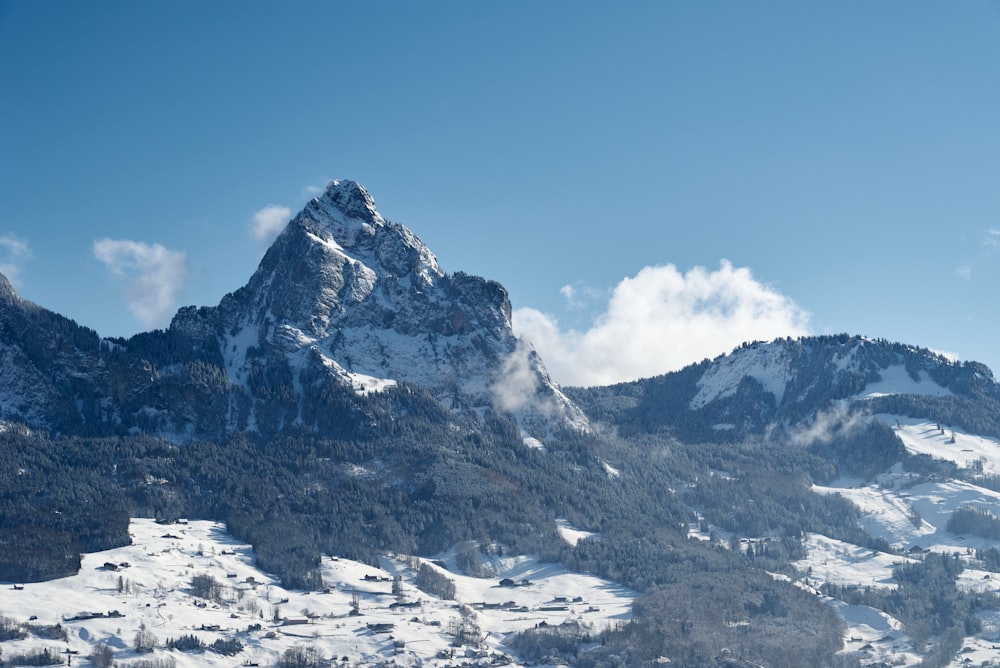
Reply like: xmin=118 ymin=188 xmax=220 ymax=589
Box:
xmin=690 ymin=340 xmax=795 ymax=409
xmin=691 ymin=336 xmax=974 ymax=414
xmin=888 ymin=417 xmax=1000 ymax=475
xmin=814 ymin=417 xmax=1000 ymax=553
xmin=0 ymin=519 xmax=632 ymax=667
xmin=790 ymin=419 xmax=1000 ymax=666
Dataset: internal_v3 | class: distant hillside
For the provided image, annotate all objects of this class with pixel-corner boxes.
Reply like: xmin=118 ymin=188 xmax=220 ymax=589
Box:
xmin=567 ymin=334 xmax=1000 ymax=443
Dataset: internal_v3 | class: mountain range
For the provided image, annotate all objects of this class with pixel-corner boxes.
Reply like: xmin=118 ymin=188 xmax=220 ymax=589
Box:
xmin=3 ymin=180 xmax=1000 ymax=667
xmin=0 ymin=180 xmax=584 ymax=442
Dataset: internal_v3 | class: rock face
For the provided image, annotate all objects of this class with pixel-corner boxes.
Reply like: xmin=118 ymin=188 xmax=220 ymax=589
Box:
xmin=0 ymin=180 xmax=587 ymax=441
xmin=165 ymin=179 xmax=587 ymax=440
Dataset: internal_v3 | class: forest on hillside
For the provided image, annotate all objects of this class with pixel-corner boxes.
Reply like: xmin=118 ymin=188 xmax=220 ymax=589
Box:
xmin=3 ymin=376 xmax=993 ymax=666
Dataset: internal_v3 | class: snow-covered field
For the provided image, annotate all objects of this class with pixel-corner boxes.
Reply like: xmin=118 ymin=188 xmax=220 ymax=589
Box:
xmin=0 ymin=519 xmax=634 ymax=667
xmin=789 ymin=534 xmax=923 ymax=666
xmin=793 ymin=418 xmax=1000 ymax=666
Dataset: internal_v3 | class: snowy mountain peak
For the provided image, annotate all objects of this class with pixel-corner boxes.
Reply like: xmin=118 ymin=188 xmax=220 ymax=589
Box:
xmin=162 ymin=180 xmax=586 ymax=440
xmin=319 ymin=179 xmax=382 ymax=225
xmin=298 ymin=180 xmax=387 ymax=249
xmin=284 ymin=179 xmax=444 ymax=292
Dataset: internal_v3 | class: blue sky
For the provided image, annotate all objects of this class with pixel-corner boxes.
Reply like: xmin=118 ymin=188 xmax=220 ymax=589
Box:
xmin=2 ymin=1 xmax=1000 ymax=386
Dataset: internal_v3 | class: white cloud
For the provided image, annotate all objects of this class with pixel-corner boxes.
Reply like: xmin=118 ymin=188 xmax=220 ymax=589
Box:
xmin=956 ymin=265 xmax=972 ymax=280
xmin=930 ymin=348 xmax=961 ymax=363
xmin=0 ymin=234 xmax=31 ymax=285
xmin=512 ymin=260 xmax=811 ymax=387
xmin=93 ymin=239 xmax=187 ymax=329
xmin=788 ymin=405 xmax=868 ymax=448
xmin=491 ymin=338 xmax=543 ymax=414
xmin=986 ymin=228 xmax=1000 ymax=249
xmin=0 ymin=235 xmax=29 ymax=257
xmin=558 ymin=282 xmax=606 ymax=310
xmin=251 ymin=205 xmax=291 ymax=242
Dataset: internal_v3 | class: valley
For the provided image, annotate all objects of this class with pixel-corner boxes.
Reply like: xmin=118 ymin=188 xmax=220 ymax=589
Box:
xmin=2 ymin=518 xmax=633 ymax=667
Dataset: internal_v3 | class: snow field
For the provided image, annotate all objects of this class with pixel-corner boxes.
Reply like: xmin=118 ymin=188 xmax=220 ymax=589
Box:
xmin=794 ymin=534 xmax=916 ymax=590
xmin=798 ymin=419 xmax=1000 ymax=666
xmin=554 ymin=519 xmax=597 ymax=547
xmin=886 ymin=416 xmax=1000 ymax=476
xmin=857 ymin=367 xmax=953 ymax=400
xmin=0 ymin=518 xmax=634 ymax=667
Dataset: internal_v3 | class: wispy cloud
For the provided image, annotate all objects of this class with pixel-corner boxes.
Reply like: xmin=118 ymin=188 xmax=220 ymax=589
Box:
xmin=929 ymin=348 xmax=961 ymax=363
xmin=955 ymin=228 xmax=1000 ymax=281
xmin=250 ymin=205 xmax=292 ymax=242
xmin=93 ymin=239 xmax=187 ymax=329
xmin=513 ymin=260 xmax=811 ymax=387
xmin=0 ymin=234 xmax=31 ymax=285
xmin=491 ymin=338 xmax=590 ymax=435
xmin=492 ymin=338 xmax=544 ymax=414
xmin=787 ymin=404 xmax=868 ymax=448
xmin=558 ymin=282 xmax=606 ymax=310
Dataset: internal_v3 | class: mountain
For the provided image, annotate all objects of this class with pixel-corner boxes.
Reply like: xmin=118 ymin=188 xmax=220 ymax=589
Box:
xmin=163 ymin=180 xmax=586 ymax=441
xmin=0 ymin=180 xmax=586 ymax=442
xmin=568 ymin=333 xmax=1000 ymax=443
xmin=7 ymin=182 xmax=1000 ymax=666
xmin=0 ymin=271 xmax=149 ymax=434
